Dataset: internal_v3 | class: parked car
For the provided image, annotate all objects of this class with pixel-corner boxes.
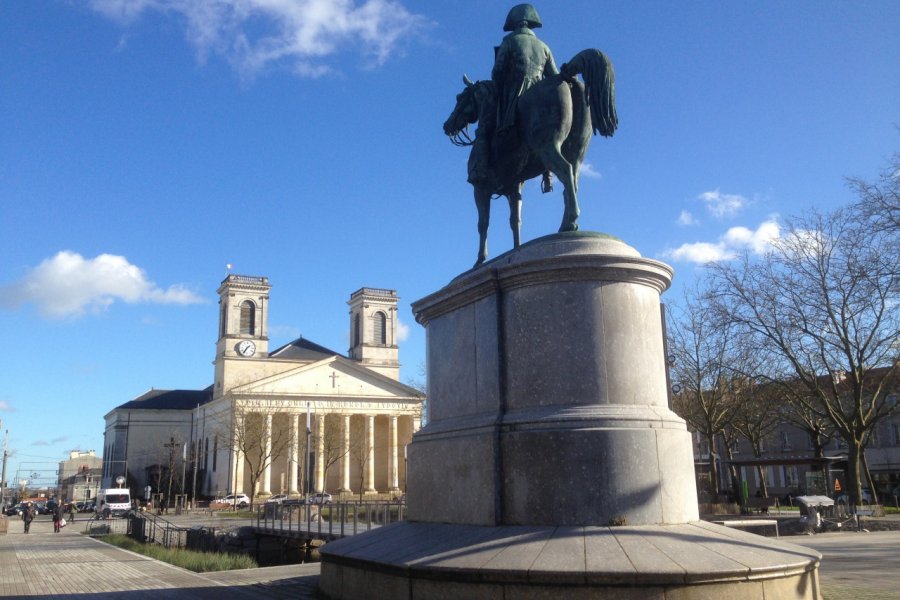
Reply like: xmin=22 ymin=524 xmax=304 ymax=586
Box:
xmin=221 ymin=493 xmax=251 ymax=508
xmin=264 ymin=494 xmax=290 ymax=504
xmin=306 ymin=492 xmax=333 ymax=504
xmin=4 ymin=503 xmax=26 ymax=516
xmin=78 ymin=501 xmax=96 ymax=513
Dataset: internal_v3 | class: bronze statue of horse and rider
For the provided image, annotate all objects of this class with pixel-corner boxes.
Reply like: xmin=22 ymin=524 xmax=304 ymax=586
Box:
xmin=442 ymin=5 xmax=617 ymax=267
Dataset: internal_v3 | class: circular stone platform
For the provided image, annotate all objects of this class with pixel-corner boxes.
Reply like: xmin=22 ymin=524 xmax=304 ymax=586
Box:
xmin=320 ymin=521 xmax=821 ymax=599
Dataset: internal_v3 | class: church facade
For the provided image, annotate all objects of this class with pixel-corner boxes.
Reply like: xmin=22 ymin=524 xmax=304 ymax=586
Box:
xmin=101 ymin=275 xmax=424 ymax=502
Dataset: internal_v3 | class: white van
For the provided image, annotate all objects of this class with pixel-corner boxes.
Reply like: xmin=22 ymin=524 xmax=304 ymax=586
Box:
xmin=96 ymin=489 xmax=132 ymax=517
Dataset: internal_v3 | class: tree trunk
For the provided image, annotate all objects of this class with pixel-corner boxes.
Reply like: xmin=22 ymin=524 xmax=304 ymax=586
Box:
xmin=861 ymin=449 xmax=879 ymax=505
xmin=708 ymin=450 xmax=721 ymax=497
xmin=847 ymin=441 xmax=864 ymax=508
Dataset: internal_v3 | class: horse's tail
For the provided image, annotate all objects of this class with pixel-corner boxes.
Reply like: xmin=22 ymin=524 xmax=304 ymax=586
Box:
xmin=561 ymin=49 xmax=617 ymax=137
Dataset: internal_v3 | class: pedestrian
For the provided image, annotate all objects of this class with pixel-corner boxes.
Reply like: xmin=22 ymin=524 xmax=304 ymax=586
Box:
xmin=69 ymin=501 xmax=77 ymax=522
xmin=22 ymin=502 xmax=35 ymax=534
xmin=53 ymin=500 xmax=65 ymax=533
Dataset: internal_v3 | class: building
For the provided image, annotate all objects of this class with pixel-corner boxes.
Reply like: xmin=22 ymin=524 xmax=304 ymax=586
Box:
xmin=58 ymin=450 xmax=103 ymax=503
xmin=102 ymin=275 xmax=424 ymax=502
xmin=689 ymin=398 xmax=900 ymax=502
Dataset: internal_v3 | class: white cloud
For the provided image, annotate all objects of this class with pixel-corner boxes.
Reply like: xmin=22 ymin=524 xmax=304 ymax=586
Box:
xmin=1 ymin=251 xmax=204 ymax=319
xmin=664 ymin=218 xmax=781 ymax=264
xmin=269 ymin=324 xmax=301 ymax=341
xmin=397 ymin=318 xmax=410 ymax=342
xmin=723 ymin=220 xmax=780 ymax=254
xmin=580 ymin=162 xmax=602 ymax=179
xmin=0 ymin=400 xmax=13 ymax=412
xmin=698 ymin=189 xmax=747 ymax=218
xmin=89 ymin=0 xmax=428 ymax=79
xmin=677 ymin=210 xmax=699 ymax=226
xmin=666 ymin=241 xmax=734 ymax=264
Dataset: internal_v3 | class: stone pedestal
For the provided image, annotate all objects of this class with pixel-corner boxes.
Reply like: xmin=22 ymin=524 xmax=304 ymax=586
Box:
xmin=320 ymin=232 xmax=821 ymax=599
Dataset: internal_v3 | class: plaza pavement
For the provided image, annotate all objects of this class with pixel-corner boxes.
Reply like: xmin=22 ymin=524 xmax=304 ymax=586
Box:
xmin=1 ymin=515 xmax=899 ymax=599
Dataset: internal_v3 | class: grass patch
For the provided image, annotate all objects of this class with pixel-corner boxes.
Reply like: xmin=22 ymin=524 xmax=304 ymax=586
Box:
xmin=98 ymin=534 xmax=258 ymax=572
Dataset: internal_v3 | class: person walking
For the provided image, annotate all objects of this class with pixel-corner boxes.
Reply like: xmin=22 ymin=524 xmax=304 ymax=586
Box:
xmin=22 ymin=502 xmax=35 ymax=534
xmin=69 ymin=501 xmax=78 ymax=522
xmin=53 ymin=500 xmax=65 ymax=533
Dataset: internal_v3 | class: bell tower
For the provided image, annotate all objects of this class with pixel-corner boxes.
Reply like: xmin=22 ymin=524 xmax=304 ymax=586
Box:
xmin=348 ymin=288 xmax=400 ymax=380
xmin=214 ymin=274 xmax=271 ymax=395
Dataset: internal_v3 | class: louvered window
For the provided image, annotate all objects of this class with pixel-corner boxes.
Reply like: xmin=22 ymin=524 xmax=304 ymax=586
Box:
xmin=354 ymin=313 xmax=361 ymax=347
xmin=373 ymin=311 xmax=387 ymax=345
xmin=240 ymin=301 xmax=256 ymax=335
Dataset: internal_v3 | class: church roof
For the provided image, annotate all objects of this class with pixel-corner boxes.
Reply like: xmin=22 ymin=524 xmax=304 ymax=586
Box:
xmin=268 ymin=336 xmax=343 ymax=362
xmin=116 ymin=387 xmax=213 ymax=411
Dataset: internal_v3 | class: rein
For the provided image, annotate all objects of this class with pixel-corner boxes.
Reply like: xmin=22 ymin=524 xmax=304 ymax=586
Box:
xmin=449 ymin=128 xmax=474 ymax=146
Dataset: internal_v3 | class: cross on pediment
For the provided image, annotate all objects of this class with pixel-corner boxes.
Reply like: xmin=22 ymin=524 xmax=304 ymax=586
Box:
xmin=329 ymin=371 xmax=340 ymax=388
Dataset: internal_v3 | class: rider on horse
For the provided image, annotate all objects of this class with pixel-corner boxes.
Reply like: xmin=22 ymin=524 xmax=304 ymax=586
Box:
xmin=469 ymin=4 xmax=557 ymax=186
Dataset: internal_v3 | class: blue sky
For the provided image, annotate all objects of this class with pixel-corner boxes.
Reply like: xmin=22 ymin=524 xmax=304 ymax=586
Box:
xmin=1 ymin=1 xmax=897 ymax=487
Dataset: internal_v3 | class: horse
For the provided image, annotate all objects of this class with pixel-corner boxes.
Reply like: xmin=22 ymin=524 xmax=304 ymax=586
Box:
xmin=443 ymin=49 xmax=617 ymax=267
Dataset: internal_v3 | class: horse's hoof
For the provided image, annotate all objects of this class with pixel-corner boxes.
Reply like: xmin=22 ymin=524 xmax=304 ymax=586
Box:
xmin=559 ymin=222 xmax=579 ymax=233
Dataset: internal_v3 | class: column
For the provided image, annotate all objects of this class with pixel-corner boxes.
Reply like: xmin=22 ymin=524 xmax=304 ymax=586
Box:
xmin=315 ymin=414 xmax=325 ymax=492
xmin=261 ymin=413 xmax=272 ymax=495
xmin=234 ymin=414 xmax=245 ymax=494
xmin=389 ymin=415 xmax=400 ymax=493
xmin=365 ymin=414 xmax=377 ymax=494
xmin=340 ymin=414 xmax=352 ymax=493
xmin=289 ymin=414 xmax=300 ymax=494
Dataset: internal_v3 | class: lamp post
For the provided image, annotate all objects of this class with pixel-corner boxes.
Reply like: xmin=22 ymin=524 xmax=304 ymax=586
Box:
xmin=305 ymin=402 xmax=312 ymax=497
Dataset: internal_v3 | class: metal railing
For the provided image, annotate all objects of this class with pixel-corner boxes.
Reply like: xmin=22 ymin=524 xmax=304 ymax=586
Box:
xmin=255 ymin=500 xmax=406 ymax=540
xmin=82 ymin=510 xmax=194 ymax=549
xmin=129 ymin=511 xmax=193 ymax=549
xmin=82 ymin=513 xmax=132 ymax=537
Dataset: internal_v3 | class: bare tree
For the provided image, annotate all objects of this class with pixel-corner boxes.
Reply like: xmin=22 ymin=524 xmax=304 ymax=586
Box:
xmin=731 ymin=380 xmax=781 ymax=498
xmin=847 ymin=152 xmax=900 ymax=235
xmin=709 ymin=202 xmax=900 ymax=506
xmin=349 ymin=418 xmax=375 ymax=501
xmin=316 ymin=415 xmax=349 ymax=494
xmin=215 ymin=400 xmax=294 ymax=510
xmin=667 ymin=286 xmax=742 ymax=498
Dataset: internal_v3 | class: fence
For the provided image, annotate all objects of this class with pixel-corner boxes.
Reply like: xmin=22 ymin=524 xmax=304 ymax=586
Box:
xmin=82 ymin=511 xmax=198 ymax=549
xmin=255 ymin=500 xmax=406 ymax=540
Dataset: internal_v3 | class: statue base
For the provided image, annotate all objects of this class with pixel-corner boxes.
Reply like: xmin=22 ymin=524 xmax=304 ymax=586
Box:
xmin=319 ymin=233 xmax=821 ymax=598
xmin=320 ymin=521 xmax=821 ymax=600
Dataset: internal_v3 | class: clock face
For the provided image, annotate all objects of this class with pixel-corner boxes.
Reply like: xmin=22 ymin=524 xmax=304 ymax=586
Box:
xmin=237 ymin=340 xmax=256 ymax=357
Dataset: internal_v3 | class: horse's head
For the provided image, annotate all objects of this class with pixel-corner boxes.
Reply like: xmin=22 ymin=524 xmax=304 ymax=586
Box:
xmin=443 ymin=75 xmax=485 ymax=145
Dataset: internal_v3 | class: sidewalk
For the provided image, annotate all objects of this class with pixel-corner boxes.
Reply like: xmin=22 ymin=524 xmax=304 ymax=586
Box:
xmin=2 ymin=516 xmax=899 ymax=599
xmin=0 ymin=517 xmax=320 ymax=599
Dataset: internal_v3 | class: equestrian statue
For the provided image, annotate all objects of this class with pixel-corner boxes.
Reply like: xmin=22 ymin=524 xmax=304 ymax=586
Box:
xmin=442 ymin=4 xmax=618 ymax=266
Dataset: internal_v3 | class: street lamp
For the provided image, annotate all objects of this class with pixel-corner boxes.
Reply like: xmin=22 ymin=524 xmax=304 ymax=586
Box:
xmin=305 ymin=403 xmax=312 ymax=496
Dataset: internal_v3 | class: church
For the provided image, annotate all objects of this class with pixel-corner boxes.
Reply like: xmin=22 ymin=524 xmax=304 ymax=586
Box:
xmin=101 ymin=275 xmax=424 ymax=502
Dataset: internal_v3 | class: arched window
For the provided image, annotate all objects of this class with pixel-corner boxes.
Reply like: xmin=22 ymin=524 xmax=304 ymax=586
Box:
xmin=353 ymin=313 xmax=361 ymax=347
xmin=239 ymin=300 xmax=256 ymax=335
xmin=373 ymin=311 xmax=387 ymax=345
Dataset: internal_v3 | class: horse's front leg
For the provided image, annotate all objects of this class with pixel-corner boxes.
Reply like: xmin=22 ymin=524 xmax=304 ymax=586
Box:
xmin=474 ymin=186 xmax=492 ymax=267
xmin=507 ymin=184 xmax=523 ymax=249
xmin=562 ymin=190 xmax=580 ymax=232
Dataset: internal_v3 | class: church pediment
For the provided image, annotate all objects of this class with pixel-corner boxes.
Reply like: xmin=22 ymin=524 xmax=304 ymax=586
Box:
xmin=228 ymin=356 xmax=422 ymax=401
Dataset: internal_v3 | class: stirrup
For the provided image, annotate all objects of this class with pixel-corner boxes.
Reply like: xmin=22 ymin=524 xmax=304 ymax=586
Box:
xmin=541 ymin=171 xmax=554 ymax=193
